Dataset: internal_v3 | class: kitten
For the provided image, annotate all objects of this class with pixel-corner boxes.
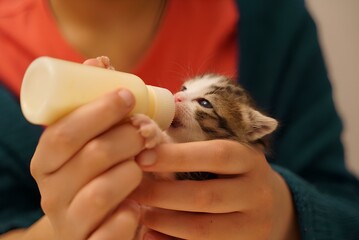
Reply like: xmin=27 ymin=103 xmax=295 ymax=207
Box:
xmin=131 ymin=74 xmax=278 ymax=180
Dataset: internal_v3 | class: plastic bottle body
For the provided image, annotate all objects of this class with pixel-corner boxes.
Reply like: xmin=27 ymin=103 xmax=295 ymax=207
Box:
xmin=20 ymin=57 xmax=175 ymax=129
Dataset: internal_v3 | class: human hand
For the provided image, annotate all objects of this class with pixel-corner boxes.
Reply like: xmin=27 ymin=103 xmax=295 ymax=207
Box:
xmin=131 ymin=140 xmax=300 ymax=240
xmin=30 ymin=58 xmax=144 ymax=240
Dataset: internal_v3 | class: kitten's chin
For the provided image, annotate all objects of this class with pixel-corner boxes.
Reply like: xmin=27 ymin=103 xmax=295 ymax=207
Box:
xmin=166 ymin=122 xmax=190 ymax=143
xmin=170 ymin=117 xmax=183 ymax=128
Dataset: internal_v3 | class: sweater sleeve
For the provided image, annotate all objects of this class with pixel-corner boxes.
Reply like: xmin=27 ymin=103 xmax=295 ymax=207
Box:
xmin=0 ymin=83 xmax=43 ymax=234
xmin=236 ymin=0 xmax=359 ymax=239
xmin=273 ymin=165 xmax=359 ymax=240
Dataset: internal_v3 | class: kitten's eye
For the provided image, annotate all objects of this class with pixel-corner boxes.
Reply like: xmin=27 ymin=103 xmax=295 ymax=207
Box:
xmin=197 ymin=98 xmax=213 ymax=108
xmin=181 ymin=86 xmax=187 ymax=91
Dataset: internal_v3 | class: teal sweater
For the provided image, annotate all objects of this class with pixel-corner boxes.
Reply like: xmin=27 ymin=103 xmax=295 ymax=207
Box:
xmin=0 ymin=0 xmax=358 ymax=239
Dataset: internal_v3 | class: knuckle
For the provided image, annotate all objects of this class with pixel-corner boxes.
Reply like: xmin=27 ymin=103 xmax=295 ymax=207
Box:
xmin=39 ymin=179 xmax=62 ymax=215
xmin=84 ymin=138 xmax=111 ymax=161
xmin=29 ymin=157 xmax=40 ymax=179
xmin=40 ymin=193 xmax=58 ymax=215
xmin=193 ymin=186 xmax=219 ymax=211
xmin=43 ymin=126 xmax=76 ymax=149
xmin=212 ymin=140 xmax=231 ymax=162
xmin=82 ymin=185 xmax=113 ymax=212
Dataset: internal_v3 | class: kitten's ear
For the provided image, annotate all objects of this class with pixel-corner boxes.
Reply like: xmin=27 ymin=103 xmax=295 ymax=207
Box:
xmin=246 ymin=109 xmax=278 ymax=141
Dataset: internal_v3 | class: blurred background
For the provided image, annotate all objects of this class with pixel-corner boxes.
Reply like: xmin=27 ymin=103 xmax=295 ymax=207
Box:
xmin=306 ymin=0 xmax=359 ymax=176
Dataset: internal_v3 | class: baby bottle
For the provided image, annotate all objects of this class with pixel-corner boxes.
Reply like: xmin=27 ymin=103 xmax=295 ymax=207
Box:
xmin=20 ymin=57 xmax=175 ymax=130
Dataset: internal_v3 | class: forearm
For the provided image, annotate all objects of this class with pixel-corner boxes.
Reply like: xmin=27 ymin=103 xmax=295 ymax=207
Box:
xmin=0 ymin=217 xmax=54 ymax=240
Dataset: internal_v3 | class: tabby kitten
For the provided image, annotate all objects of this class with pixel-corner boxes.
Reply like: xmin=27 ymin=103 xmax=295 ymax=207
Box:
xmin=131 ymin=74 xmax=278 ymax=180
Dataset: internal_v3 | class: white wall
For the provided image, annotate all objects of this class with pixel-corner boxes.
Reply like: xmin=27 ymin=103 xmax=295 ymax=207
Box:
xmin=306 ymin=0 xmax=359 ymax=176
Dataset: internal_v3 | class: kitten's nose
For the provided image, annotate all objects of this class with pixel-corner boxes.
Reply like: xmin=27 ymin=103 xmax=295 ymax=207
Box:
xmin=175 ymin=96 xmax=182 ymax=102
xmin=174 ymin=92 xmax=184 ymax=102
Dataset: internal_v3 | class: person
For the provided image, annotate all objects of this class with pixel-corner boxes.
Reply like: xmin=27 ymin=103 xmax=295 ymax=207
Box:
xmin=0 ymin=0 xmax=358 ymax=239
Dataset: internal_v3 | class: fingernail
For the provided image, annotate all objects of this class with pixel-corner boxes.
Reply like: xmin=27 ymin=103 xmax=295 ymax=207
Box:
xmin=136 ymin=150 xmax=157 ymax=166
xmin=117 ymin=89 xmax=134 ymax=107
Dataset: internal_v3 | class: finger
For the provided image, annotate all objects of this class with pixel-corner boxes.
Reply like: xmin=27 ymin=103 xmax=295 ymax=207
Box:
xmin=88 ymin=201 xmax=141 ymax=240
xmin=142 ymin=208 xmax=244 ymax=240
xmin=61 ymin=160 xmax=142 ymax=239
xmin=136 ymin=140 xmax=264 ymax=174
xmin=37 ymin=123 xmax=145 ymax=213
xmin=131 ymin=177 xmax=259 ymax=213
xmin=31 ymin=89 xmax=135 ymax=177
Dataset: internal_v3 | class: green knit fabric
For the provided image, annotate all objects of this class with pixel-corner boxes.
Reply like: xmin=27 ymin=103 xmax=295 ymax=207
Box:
xmin=236 ymin=0 xmax=359 ymax=239
xmin=0 ymin=83 xmax=43 ymax=233
xmin=0 ymin=0 xmax=358 ymax=238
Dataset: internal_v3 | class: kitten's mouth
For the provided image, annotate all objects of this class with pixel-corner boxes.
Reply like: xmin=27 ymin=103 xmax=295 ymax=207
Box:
xmin=170 ymin=117 xmax=183 ymax=128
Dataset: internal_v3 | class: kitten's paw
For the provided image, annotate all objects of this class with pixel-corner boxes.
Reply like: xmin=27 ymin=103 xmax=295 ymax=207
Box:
xmin=96 ymin=56 xmax=115 ymax=70
xmin=131 ymin=114 xmax=164 ymax=149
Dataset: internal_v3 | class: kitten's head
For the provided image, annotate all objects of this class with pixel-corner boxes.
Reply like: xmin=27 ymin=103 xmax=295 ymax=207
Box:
xmin=167 ymin=74 xmax=278 ymax=145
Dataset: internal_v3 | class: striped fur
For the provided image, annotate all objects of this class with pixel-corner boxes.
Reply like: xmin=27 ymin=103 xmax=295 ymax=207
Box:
xmin=166 ymin=74 xmax=278 ymax=180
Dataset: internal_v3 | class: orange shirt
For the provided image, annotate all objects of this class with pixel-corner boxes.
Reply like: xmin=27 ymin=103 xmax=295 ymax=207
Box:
xmin=0 ymin=0 xmax=238 ymax=96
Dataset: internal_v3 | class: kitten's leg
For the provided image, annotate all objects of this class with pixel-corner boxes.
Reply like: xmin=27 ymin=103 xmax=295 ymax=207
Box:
xmin=131 ymin=114 xmax=175 ymax=181
xmin=131 ymin=114 xmax=166 ymax=149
